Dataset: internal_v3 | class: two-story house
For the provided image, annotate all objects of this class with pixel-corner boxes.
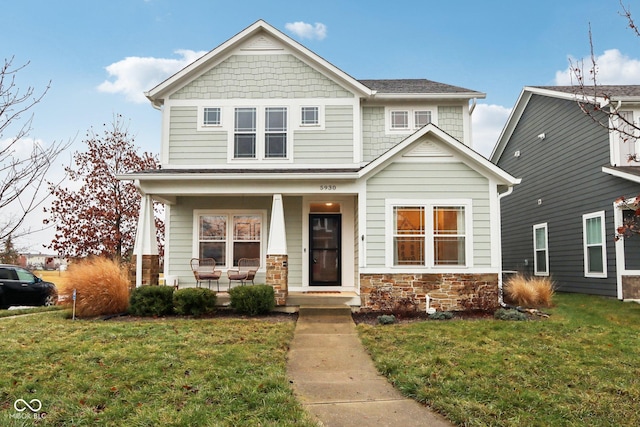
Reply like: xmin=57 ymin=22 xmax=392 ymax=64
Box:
xmin=491 ymin=86 xmax=640 ymax=300
xmin=123 ymin=20 xmax=519 ymax=311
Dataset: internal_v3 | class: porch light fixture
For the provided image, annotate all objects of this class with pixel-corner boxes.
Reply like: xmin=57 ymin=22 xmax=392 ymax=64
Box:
xmin=325 ymin=202 xmax=333 ymax=206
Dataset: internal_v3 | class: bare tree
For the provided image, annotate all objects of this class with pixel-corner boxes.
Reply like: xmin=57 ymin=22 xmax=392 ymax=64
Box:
xmin=0 ymin=56 xmax=70 ymax=241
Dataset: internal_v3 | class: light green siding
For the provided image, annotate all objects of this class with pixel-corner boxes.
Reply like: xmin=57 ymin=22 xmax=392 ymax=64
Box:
xmin=167 ymin=196 xmax=303 ymax=287
xmin=294 ymin=105 xmax=354 ymax=163
xmin=168 ymin=106 xmax=227 ymax=165
xmin=365 ymin=161 xmax=491 ymax=267
xmin=362 ymin=107 xmax=404 ymax=162
xmin=171 ymin=54 xmax=354 ymax=100
xmin=438 ymin=106 xmax=464 ymax=141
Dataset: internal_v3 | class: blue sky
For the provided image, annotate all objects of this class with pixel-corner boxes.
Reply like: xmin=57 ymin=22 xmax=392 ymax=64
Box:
xmin=4 ymin=0 xmax=640 ymax=251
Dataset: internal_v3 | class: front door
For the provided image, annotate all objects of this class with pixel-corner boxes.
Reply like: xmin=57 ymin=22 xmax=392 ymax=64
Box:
xmin=309 ymin=214 xmax=341 ymax=286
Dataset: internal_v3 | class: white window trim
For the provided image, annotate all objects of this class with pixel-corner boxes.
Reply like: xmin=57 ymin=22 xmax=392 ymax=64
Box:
xmin=583 ymin=211 xmax=607 ymax=278
xmin=385 ymin=199 xmax=473 ymax=269
xmin=385 ymin=106 xmax=437 ymax=135
xmin=299 ymin=105 xmax=324 ymax=128
xmin=193 ymin=209 xmax=267 ymax=271
xmin=533 ymin=223 xmax=549 ymax=276
xmin=228 ymin=105 xmax=292 ymax=162
xmin=197 ymin=106 xmax=223 ymax=131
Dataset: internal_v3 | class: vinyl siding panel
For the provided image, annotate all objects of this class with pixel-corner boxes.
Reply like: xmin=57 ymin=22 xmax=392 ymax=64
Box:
xmin=496 ymin=94 xmax=640 ymax=296
xmin=168 ymin=106 xmax=227 ymax=165
xmin=283 ymin=196 xmax=303 ymax=286
xmin=365 ymin=161 xmax=491 ymax=268
xmin=294 ymin=105 xmax=354 ymax=163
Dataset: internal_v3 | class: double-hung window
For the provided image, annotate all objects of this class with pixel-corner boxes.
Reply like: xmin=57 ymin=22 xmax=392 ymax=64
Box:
xmin=533 ymin=223 xmax=549 ymax=276
xmin=196 ymin=212 xmax=263 ymax=268
xmin=265 ymin=107 xmax=287 ymax=158
xmin=234 ymin=108 xmax=256 ymax=158
xmin=583 ymin=211 xmax=606 ymax=277
xmin=390 ymin=201 xmax=470 ymax=267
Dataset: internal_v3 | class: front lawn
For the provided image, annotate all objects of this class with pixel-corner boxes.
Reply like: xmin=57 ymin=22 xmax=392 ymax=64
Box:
xmin=0 ymin=311 xmax=316 ymax=426
xmin=357 ymin=293 xmax=640 ymax=426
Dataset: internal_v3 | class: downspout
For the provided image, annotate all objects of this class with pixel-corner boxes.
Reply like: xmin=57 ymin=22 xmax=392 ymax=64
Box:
xmin=497 ymin=185 xmax=515 ymax=307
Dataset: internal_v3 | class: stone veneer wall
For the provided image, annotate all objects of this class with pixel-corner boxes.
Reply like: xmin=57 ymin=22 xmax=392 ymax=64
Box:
xmin=622 ymin=276 xmax=640 ymax=299
xmin=129 ymin=255 xmax=160 ymax=287
xmin=266 ymin=255 xmax=288 ymax=306
xmin=359 ymin=273 xmax=499 ymax=312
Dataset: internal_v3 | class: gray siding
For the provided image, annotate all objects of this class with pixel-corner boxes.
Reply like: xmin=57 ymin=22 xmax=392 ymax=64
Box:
xmin=294 ymin=105 xmax=354 ymax=163
xmin=496 ymin=94 xmax=640 ymax=296
xmin=365 ymin=161 xmax=491 ymax=267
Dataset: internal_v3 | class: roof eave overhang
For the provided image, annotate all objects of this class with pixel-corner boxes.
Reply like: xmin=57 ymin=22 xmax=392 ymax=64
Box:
xmin=602 ymin=166 xmax=640 ymax=184
xmin=369 ymin=92 xmax=486 ymax=101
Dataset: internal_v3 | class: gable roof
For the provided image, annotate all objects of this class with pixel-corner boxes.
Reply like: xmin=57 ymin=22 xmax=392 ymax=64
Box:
xmin=491 ymin=85 xmax=640 ymax=163
xmin=145 ymin=19 xmax=373 ymax=106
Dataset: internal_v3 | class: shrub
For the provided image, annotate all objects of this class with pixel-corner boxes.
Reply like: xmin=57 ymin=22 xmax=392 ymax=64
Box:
xmin=62 ymin=257 xmax=130 ymax=318
xmin=129 ymin=286 xmax=175 ymax=316
xmin=229 ymin=285 xmax=275 ymax=315
xmin=429 ymin=311 xmax=454 ymax=320
xmin=504 ymin=274 xmax=555 ymax=308
xmin=377 ymin=314 xmax=396 ymax=325
xmin=494 ymin=308 xmax=529 ymax=321
xmin=173 ymin=288 xmax=217 ymax=316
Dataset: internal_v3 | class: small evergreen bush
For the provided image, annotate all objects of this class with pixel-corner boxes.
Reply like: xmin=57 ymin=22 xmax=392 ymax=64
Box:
xmin=229 ymin=285 xmax=275 ymax=315
xmin=494 ymin=308 xmax=529 ymax=321
xmin=173 ymin=288 xmax=217 ymax=316
xmin=129 ymin=286 xmax=174 ymax=316
xmin=428 ymin=311 xmax=454 ymax=320
xmin=377 ymin=314 xmax=396 ymax=325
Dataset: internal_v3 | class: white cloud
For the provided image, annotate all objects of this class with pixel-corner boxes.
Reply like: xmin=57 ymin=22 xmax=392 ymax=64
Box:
xmin=97 ymin=49 xmax=207 ymax=103
xmin=285 ymin=21 xmax=327 ymax=40
xmin=471 ymin=103 xmax=512 ymax=158
xmin=555 ymin=49 xmax=640 ymax=85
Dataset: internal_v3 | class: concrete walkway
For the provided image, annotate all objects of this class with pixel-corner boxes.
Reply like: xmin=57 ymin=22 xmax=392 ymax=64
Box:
xmin=287 ymin=306 xmax=453 ymax=426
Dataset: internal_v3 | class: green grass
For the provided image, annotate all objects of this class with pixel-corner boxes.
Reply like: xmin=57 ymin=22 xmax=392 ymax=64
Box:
xmin=0 ymin=305 xmax=64 ymax=318
xmin=357 ymin=293 xmax=640 ymax=426
xmin=0 ymin=312 xmax=316 ymax=426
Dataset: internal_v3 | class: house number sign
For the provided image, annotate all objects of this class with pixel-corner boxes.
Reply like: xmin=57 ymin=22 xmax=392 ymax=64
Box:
xmin=320 ymin=185 xmax=337 ymax=190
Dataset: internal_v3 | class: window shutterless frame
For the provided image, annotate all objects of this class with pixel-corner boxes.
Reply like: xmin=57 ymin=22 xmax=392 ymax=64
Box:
xmin=533 ymin=223 xmax=549 ymax=276
xmin=583 ymin=211 xmax=607 ymax=278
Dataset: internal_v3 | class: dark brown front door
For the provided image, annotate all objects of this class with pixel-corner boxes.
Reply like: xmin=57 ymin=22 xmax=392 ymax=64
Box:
xmin=309 ymin=214 xmax=341 ymax=286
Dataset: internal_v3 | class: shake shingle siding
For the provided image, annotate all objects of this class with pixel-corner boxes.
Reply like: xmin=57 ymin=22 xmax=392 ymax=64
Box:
xmin=497 ymin=94 xmax=639 ymax=296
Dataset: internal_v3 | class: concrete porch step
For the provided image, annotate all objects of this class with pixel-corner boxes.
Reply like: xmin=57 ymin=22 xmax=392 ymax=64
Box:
xmin=287 ymin=291 xmax=360 ymax=308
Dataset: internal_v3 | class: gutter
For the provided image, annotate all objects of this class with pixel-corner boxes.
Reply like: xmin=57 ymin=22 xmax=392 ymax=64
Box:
xmin=497 ymin=185 xmax=515 ymax=307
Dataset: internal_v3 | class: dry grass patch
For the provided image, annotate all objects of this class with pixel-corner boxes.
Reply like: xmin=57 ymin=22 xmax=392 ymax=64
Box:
xmin=504 ymin=274 xmax=555 ymax=308
xmin=62 ymin=257 xmax=130 ymax=317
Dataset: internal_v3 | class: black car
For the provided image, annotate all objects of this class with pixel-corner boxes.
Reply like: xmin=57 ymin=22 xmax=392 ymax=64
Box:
xmin=0 ymin=265 xmax=58 ymax=309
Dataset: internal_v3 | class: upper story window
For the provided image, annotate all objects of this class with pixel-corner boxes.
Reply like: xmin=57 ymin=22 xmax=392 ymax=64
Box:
xmin=234 ymin=108 xmax=257 ymax=158
xmin=265 ymin=107 xmax=287 ymax=158
xmin=203 ymin=107 xmax=221 ymax=126
xmin=616 ymin=110 xmax=639 ymax=165
xmin=386 ymin=107 xmax=435 ymax=134
xmin=301 ymin=106 xmax=319 ymax=126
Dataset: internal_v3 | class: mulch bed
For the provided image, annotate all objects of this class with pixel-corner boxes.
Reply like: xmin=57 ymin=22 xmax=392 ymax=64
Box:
xmin=351 ymin=310 xmax=495 ymax=326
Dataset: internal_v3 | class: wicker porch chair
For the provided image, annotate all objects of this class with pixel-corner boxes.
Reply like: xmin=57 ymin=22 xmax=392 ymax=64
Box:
xmin=226 ymin=258 xmax=260 ymax=287
xmin=190 ymin=258 xmax=222 ymax=291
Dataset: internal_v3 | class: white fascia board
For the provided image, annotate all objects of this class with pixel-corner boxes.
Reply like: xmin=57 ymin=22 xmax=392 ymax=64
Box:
xmin=602 ymin=166 xmax=640 ymax=183
xmin=145 ymin=20 xmax=373 ymax=104
xmin=119 ymin=171 xmax=360 ymax=182
xmin=360 ymin=124 xmax=520 ymax=186
xmin=490 ymin=88 xmax=531 ymax=162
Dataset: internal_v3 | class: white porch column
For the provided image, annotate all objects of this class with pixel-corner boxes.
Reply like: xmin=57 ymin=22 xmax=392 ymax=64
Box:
xmin=134 ymin=194 xmax=159 ymax=287
xmin=267 ymin=194 xmax=287 ymax=255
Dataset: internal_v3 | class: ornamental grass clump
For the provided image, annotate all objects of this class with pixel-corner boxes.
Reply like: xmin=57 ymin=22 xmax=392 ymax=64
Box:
xmin=504 ymin=274 xmax=555 ymax=308
xmin=62 ymin=257 xmax=130 ymax=318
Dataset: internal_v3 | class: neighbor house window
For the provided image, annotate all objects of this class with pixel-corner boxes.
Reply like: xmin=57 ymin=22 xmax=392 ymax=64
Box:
xmin=301 ymin=106 xmax=319 ymax=125
xmin=203 ymin=107 xmax=221 ymax=126
xmin=533 ymin=223 xmax=549 ymax=276
xmin=390 ymin=201 xmax=470 ymax=267
xmin=265 ymin=107 xmax=287 ymax=158
xmin=197 ymin=212 xmax=263 ymax=268
xmin=583 ymin=211 xmax=607 ymax=277
xmin=234 ymin=107 xmax=256 ymax=158
xmin=617 ymin=110 xmax=637 ymax=164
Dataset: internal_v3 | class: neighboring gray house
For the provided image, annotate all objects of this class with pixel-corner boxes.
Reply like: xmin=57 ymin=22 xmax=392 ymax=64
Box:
xmin=491 ymin=86 xmax=640 ymax=300
xmin=123 ymin=20 xmax=519 ymax=311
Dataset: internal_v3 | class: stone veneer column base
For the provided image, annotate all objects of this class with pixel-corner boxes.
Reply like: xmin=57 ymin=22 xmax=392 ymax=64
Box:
xmin=266 ymin=255 xmax=288 ymax=306
xmin=130 ymin=255 xmax=160 ymax=287
xmin=359 ymin=273 xmax=499 ymax=312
